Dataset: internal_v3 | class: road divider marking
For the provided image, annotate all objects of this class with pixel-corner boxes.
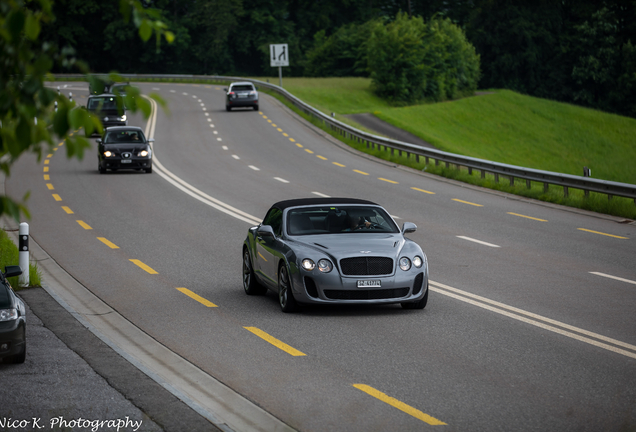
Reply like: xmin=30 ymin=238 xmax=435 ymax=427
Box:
xmin=62 ymin=206 xmax=73 ymax=214
xmin=430 ymin=280 xmax=636 ymax=359
xmin=274 ymin=177 xmax=289 ymax=183
xmin=577 ymin=228 xmax=628 ymax=239
xmin=312 ymin=192 xmax=330 ymax=197
xmin=244 ymin=327 xmax=306 ymax=357
xmin=52 ymin=194 xmax=62 ymax=201
xmin=353 ymin=170 xmax=369 ymax=175
xmin=176 ymin=288 xmax=217 ymax=307
xmin=333 ymin=162 xmax=345 ymax=167
xmin=46 ymin=183 xmax=54 ymax=190
xmin=258 ymin=252 xmax=267 ymax=262
xmin=411 ymin=187 xmax=435 ymax=194
xmin=457 ymin=236 xmax=500 ymax=248
xmin=378 ymin=177 xmax=398 ymax=184
xmin=249 ymin=165 xmax=260 ymax=171
xmin=44 ymin=159 xmax=49 ymax=165
xmin=232 ymin=155 xmax=240 ymax=160
xmin=507 ymin=212 xmax=547 ymax=222
xmin=590 ymin=272 xmax=636 ymax=285
xmin=130 ymin=259 xmax=158 ymax=274
xmin=289 ymin=138 xmax=295 ymax=142
xmin=317 ymin=155 xmax=327 ymax=160
xmin=222 ymin=146 xmax=228 ymax=150
xmin=43 ymin=167 xmax=49 ymax=172
xmin=44 ymin=174 xmax=50 ymax=180
xmin=76 ymin=221 xmax=92 ymax=230
xmin=305 ymin=149 xmax=314 ymax=154
xmin=453 ymin=198 xmax=483 ymax=207
xmin=282 ymin=132 xmax=288 ymax=137
xmin=295 ymin=143 xmax=303 ymax=148
xmin=353 ymin=384 xmax=446 ymax=425
xmin=97 ymin=237 xmax=119 ymax=249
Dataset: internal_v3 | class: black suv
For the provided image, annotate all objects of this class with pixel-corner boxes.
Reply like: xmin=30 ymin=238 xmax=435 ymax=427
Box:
xmin=85 ymin=94 xmax=127 ymax=136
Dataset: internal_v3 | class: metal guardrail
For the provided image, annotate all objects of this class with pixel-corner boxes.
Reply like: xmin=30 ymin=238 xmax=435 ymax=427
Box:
xmin=55 ymin=73 xmax=636 ymax=203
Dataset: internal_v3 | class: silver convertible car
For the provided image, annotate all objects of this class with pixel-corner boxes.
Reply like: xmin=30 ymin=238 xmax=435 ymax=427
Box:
xmin=242 ymin=198 xmax=429 ymax=312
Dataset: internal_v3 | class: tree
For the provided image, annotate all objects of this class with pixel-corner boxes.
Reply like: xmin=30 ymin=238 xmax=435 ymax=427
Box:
xmin=366 ymin=12 xmax=480 ymax=104
xmin=0 ymin=0 xmax=173 ymax=220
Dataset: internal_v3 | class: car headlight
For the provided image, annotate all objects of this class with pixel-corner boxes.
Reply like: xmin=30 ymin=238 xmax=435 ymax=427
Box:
xmin=104 ymin=117 xmax=109 ymax=121
xmin=0 ymin=308 xmax=18 ymax=322
xmin=413 ymin=256 xmax=423 ymax=268
xmin=399 ymin=257 xmax=411 ymax=271
xmin=104 ymin=151 xmax=113 ymax=157
xmin=120 ymin=115 xmax=127 ymax=121
xmin=138 ymin=149 xmax=150 ymax=157
xmin=301 ymin=259 xmax=315 ymax=271
xmin=317 ymin=259 xmax=333 ymax=273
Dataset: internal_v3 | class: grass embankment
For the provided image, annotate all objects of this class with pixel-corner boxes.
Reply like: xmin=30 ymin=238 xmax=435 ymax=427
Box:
xmin=0 ymin=229 xmax=41 ymax=291
xmin=258 ymin=77 xmax=636 ymax=219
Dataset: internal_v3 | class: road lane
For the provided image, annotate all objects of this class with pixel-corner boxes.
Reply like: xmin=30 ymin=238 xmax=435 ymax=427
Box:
xmin=6 ymin=81 xmax=635 ymax=431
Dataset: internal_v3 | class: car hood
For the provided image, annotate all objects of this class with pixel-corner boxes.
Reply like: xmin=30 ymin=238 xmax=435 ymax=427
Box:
xmin=290 ymin=233 xmax=405 ymax=259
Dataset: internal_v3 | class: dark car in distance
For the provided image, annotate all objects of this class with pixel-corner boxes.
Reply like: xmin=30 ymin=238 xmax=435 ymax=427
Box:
xmin=0 ymin=265 xmax=26 ymax=364
xmin=85 ymin=94 xmax=127 ymax=136
xmin=225 ymin=82 xmax=259 ymax=111
xmin=243 ymin=198 xmax=429 ymax=313
xmin=97 ymin=126 xmax=153 ymax=174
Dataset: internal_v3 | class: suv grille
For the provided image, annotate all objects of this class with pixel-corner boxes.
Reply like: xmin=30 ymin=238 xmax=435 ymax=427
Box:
xmin=340 ymin=257 xmax=393 ymax=276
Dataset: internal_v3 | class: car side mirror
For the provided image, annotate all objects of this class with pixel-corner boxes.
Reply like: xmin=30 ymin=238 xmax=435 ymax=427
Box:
xmin=148 ymin=138 xmax=155 ymax=143
xmin=4 ymin=265 xmax=23 ymax=278
xmin=223 ymin=88 xmax=228 ymax=92
xmin=96 ymin=139 xmax=102 ymax=144
xmin=402 ymin=222 xmax=417 ymax=234
xmin=257 ymin=225 xmax=275 ymax=238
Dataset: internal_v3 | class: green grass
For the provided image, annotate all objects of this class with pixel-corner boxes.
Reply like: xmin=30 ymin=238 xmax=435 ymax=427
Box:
xmin=0 ymin=229 xmax=42 ymax=291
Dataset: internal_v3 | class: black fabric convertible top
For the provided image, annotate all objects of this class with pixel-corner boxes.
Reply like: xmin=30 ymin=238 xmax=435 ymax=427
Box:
xmin=272 ymin=197 xmax=378 ymax=210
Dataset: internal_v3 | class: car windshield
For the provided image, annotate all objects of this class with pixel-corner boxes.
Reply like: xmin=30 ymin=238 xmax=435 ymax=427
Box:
xmin=104 ymin=130 xmax=145 ymax=143
xmin=88 ymin=96 xmax=119 ymax=110
xmin=287 ymin=206 xmax=399 ymax=235
xmin=231 ymin=85 xmax=254 ymax=92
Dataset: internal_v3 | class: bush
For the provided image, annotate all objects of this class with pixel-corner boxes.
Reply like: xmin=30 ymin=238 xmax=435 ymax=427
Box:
xmin=366 ymin=12 xmax=480 ymax=104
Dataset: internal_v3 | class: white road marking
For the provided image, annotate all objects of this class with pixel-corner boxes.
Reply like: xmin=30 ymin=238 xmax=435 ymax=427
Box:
xmin=205 ymin=113 xmax=209 ymax=117
xmin=217 ymin=137 xmax=222 ymax=141
xmin=222 ymin=146 xmax=228 ymax=150
xmin=183 ymin=92 xmax=188 ymax=95
xmin=274 ymin=177 xmax=289 ymax=183
xmin=249 ymin=166 xmax=260 ymax=171
xmin=213 ymin=131 xmax=218 ymax=135
xmin=312 ymin=192 xmax=330 ymax=197
xmin=590 ymin=272 xmax=636 ymax=285
xmin=431 ymin=280 xmax=636 ymax=359
xmin=232 ymin=155 xmax=240 ymax=160
xmin=170 ymin=90 xmax=175 ymax=93
xmin=152 ymin=87 xmax=160 ymax=91
xmin=457 ymin=236 xmax=500 ymax=248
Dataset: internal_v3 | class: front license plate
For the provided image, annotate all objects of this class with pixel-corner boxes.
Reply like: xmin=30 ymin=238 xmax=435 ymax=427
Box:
xmin=121 ymin=160 xmax=132 ymax=163
xmin=357 ymin=280 xmax=381 ymax=288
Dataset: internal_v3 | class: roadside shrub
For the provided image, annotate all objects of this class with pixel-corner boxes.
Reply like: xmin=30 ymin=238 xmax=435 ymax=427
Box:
xmin=366 ymin=12 xmax=480 ymax=104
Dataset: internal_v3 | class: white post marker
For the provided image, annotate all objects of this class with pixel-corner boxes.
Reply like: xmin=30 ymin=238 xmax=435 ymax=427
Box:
xmin=18 ymin=222 xmax=29 ymax=287
xmin=270 ymin=44 xmax=289 ymax=87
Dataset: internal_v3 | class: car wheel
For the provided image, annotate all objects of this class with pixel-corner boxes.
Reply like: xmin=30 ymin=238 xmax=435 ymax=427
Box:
xmin=145 ymin=166 xmax=152 ymax=174
xmin=278 ymin=264 xmax=299 ymax=313
xmin=401 ymin=283 xmax=428 ymax=310
xmin=226 ymin=105 xmax=231 ymax=112
xmin=243 ymin=249 xmax=266 ymax=295
xmin=98 ymin=161 xmax=105 ymax=174
xmin=253 ymin=105 xmax=259 ymax=111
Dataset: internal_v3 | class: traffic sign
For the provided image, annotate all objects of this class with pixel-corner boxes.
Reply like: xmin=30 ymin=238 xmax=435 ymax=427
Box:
xmin=270 ymin=44 xmax=289 ymax=67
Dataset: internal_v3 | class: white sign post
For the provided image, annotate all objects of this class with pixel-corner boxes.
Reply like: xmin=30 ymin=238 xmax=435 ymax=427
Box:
xmin=270 ymin=44 xmax=289 ymax=87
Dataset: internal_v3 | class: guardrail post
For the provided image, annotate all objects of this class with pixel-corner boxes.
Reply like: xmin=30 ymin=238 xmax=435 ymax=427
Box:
xmin=526 ymin=179 xmax=531 ymax=189
xmin=18 ymin=223 xmax=29 ymax=287
xmin=494 ymin=173 xmax=499 ymax=183
xmin=544 ymin=183 xmax=549 ymax=193
xmin=563 ymin=186 xmax=569 ymax=197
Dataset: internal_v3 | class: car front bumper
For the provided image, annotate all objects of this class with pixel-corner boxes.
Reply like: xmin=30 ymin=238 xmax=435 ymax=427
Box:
xmin=0 ymin=319 xmax=26 ymax=359
xmin=100 ymin=158 xmax=152 ymax=170
xmin=290 ymin=266 xmax=428 ymax=305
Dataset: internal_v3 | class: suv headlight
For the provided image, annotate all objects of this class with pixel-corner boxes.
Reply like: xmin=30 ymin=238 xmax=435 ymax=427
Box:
xmin=0 ymin=308 xmax=18 ymax=321
xmin=138 ymin=149 xmax=150 ymax=157
xmin=413 ymin=256 xmax=423 ymax=268
xmin=301 ymin=259 xmax=315 ymax=271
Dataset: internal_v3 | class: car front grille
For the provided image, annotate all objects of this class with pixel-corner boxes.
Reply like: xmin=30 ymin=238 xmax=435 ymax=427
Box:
xmin=339 ymin=257 xmax=393 ymax=276
xmin=324 ymin=288 xmax=409 ymax=300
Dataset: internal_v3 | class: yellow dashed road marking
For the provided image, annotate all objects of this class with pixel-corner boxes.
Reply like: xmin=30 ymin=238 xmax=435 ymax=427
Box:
xmin=244 ymin=327 xmax=306 ymax=357
xmin=177 ymin=288 xmax=218 ymax=307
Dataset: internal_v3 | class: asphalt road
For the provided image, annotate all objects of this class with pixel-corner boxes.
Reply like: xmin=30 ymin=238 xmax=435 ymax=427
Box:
xmin=2 ymin=81 xmax=635 ymax=432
